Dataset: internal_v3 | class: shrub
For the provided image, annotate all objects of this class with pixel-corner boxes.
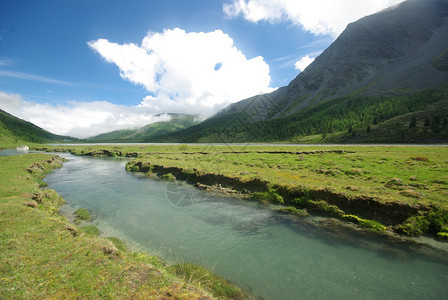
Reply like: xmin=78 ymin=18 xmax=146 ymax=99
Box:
xmin=74 ymin=208 xmax=91 ymax=220
xmin=426 ymin=207 xmax=448 ymax=233
xmin=291 ymin=191 xmax=313 ymax=207
xmin=160 ymin=173 xmax=176 ymax=181
xmin=394 ymin=215 xmax=429 ymax=236
xmin=131 ymin=165 xmax=141 ymax=172
xmin=292 ymin=197 xmax=344 ymax=217
xmin=277 ymin=206 xmax=309 ymax=217
xmin=125 ymin=162 xmax=139 ymax=172
xmin=342 ymin=214 xmax=362 ymax=224
xmin=318 ymin=202 xmax=344 ymax=218
xmin=437 ymin=232 xmax=448 ymax=240
xmin=342 ymin=214 xmax=386 ymax=232
xmin=252 ymin=188 xmax=284 ymax=204
xmin=358 ymin=219 xmax=387 ymax=232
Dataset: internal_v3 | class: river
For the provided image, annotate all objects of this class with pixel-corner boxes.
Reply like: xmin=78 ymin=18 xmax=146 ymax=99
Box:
xmin=42 ymin=153 xmax=448 ymax=299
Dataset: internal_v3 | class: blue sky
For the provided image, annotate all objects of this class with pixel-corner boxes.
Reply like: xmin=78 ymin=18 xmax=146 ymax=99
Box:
xmin=0 ymin=0 xmax=404 ymax=138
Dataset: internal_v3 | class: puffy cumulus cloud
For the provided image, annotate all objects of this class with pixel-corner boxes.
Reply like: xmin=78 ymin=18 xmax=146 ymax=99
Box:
xmin=294 ymin=55 xmax=315 ymax=72
xmin=88 ymin=28 xmax=273 ymax=117
xmin=0 ymin=91 xmax=171 ymax=139
xmin=223 ymin=0 xmax=405 ymax=37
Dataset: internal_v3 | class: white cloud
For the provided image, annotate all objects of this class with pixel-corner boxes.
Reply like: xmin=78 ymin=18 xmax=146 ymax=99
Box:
xmin=294 ymin=55 xmax=315 ymax=72
xmin=223 ymin=0 xmax=406 ymax=37
xmin=0 ymin=70 xmax=73 ymax=85
xmin=0 ymin=29 xmax=272 ymax=138
xmin=0 ymin=91 xmax=171 ymax=138
xmin=88 ymin=28 xmax=273 ymax=117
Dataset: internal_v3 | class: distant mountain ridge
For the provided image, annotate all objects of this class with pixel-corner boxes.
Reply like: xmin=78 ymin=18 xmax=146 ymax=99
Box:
xmin=87 ymin=113 xmax=198 ymax=142
xmin=149 ymin=0 xmax=448 ymax=143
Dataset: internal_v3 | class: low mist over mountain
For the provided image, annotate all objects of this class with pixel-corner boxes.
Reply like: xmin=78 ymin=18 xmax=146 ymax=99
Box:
xmin=151 ymin=0 xmax=448 ymax=143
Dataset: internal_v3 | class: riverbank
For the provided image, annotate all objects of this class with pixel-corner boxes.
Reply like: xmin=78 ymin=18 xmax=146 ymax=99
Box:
xmin=22 ymin=147 xmax=448 ymax=298
xmin=34 ymin=144 xmax=448 ymax=240
xmin=0 ymin=153 xmax=244 ymax=299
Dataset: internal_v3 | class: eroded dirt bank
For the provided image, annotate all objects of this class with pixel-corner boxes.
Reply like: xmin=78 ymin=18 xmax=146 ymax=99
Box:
xmin=126 ymin=160 xmax=423 ymax=228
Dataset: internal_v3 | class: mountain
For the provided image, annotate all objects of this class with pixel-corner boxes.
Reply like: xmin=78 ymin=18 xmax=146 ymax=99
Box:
xmin=87 ymin=113 xmax=199 ymax=142
xmin=150 ymin=0 xmax=448 ymax=143
xmin=222 ymin=0 xmax=448 ymax=120
xmin=0 ymin=109 xmax=77 ymax=144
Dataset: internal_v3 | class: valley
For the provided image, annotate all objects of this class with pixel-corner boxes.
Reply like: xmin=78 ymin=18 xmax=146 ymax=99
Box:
xmin=1 ymin=0 xmax=448 ymax=298
xmin=35 ymin=143 xmax=448 ymax=239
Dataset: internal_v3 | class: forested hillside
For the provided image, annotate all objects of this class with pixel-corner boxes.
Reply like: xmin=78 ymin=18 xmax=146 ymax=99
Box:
xmin=0 ymin=109 xmax=76 ymax=144
xmin=87 ymin=114 xmax=198 ymax=142
xmin=150 ymin=89 xmax=448 ymax=143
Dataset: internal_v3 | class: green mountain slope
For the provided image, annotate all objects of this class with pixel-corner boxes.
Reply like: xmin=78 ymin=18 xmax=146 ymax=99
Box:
xmin=0 ymin=109 xmax=77 ymax=144
xmin=150 ymin=0 xmax=448 ymax=144
xmin=149 ymin=89 xmax=448 ymax=143
xmin=219 ymin=0 xmax=448 ymax=121
xmin=329 ymin=97 xmax=448 ymax=143
xmin=87 ymin=113 xmax=198 ymax=142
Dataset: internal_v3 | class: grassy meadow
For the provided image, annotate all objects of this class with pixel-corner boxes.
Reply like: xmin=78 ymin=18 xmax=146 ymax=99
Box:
xmin=43 ymin=144 xmax=448 ymax=206
xmin=34 ymin=143 xmax=448 ymax=238
xmin=0 ymin=151 xmax=243 ymax=299
xmin=2 ymin=142 xmax=447 ymax=297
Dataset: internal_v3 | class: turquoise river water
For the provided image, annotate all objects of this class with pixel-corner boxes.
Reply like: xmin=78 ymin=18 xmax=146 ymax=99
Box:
xmin=43 ymin=153 xmax=448 ymax=299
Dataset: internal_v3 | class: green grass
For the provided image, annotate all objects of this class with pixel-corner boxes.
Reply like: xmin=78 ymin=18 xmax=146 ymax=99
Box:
xmin=74 ymin=208 xmax=91 ymax=220
xmin=342 ymin=214 xmax=387 ymax=232
xmin=167 ymin=263 xmax=244 ymax=299
xmin=79 ymin=225 xmax=100 ymax=236
xmin=277 ymin=206 xmax=309 ymax=217
xmin=34 ymin=144 xmax=448 ymax=238
xmin=160 ymin=173 xmax=176 ymax=181
xmin=395 ymin=207 xmax=448 ymax=237
xmin=106 ymin=237 xmax=127 ymax=252
xmin=114 ymin=145 xmax=448 ymax=206
xmin=0 ymin=153 xmax=239 ymax=299
xmin=252 ymin=188 xmax=284 ymax=204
